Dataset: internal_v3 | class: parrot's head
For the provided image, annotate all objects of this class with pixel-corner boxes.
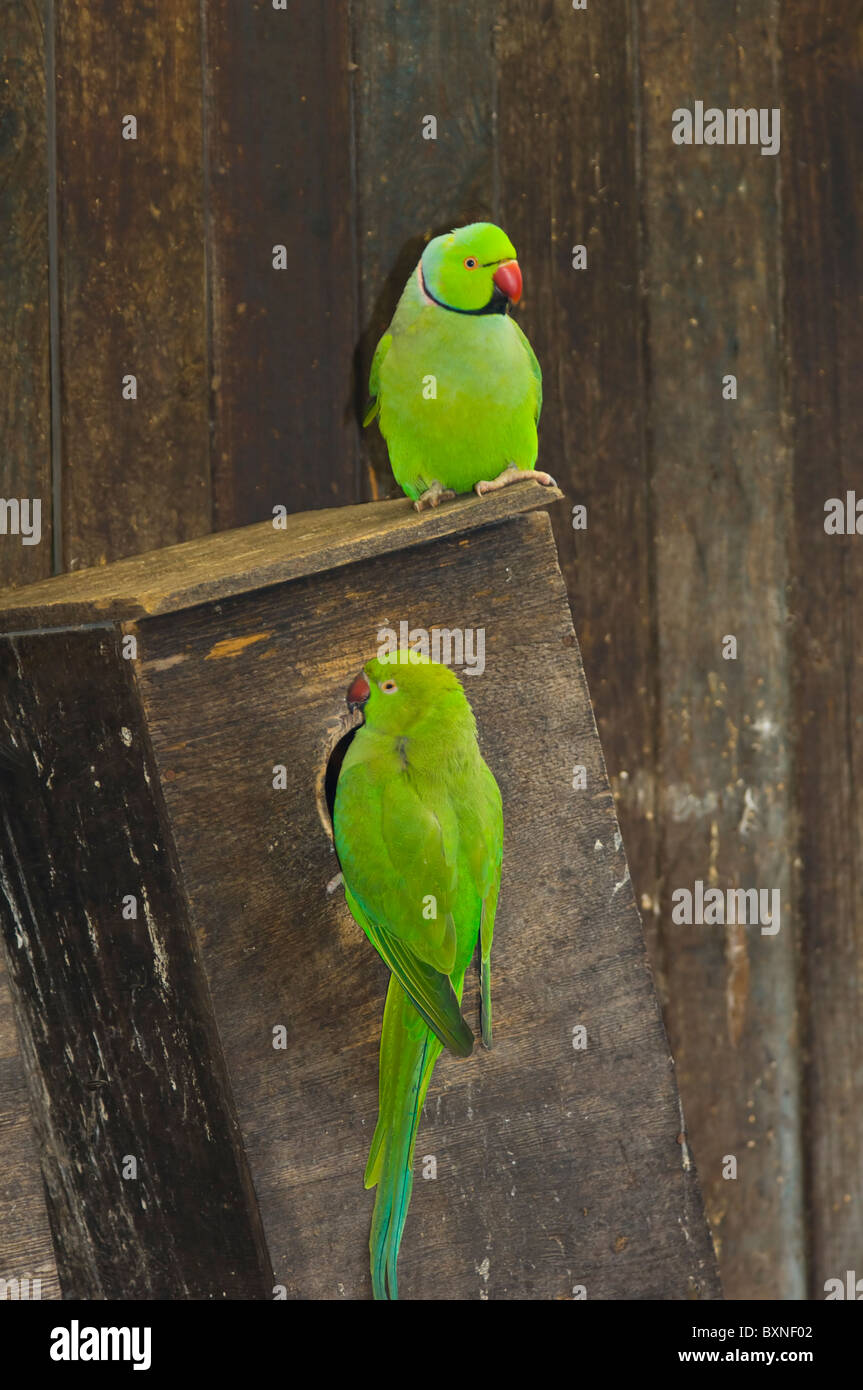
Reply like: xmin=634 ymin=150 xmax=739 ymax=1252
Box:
xmin=419 ymin=223 xmax=522 ymax=316
xmin=346 ymin=654 xmax=474 ymax=739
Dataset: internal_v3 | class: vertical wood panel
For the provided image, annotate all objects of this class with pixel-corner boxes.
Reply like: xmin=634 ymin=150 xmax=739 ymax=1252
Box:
xmin=0 ymin=0 xmax=52 ymax=586
xmin=496 ymin=0 xmax=658 ymax=961
xmin=638 ymin=1 xmax=803 ymax=1297
xmin=55 ymin=0 xmax=210 ymax=568
xmin=0 ymin=0 xmax=61 ymax=1300
xmin=0 ymin=956 xmax=60 ymax=1300
xmin=0 ymin=628 xmax=273 ymax=1298
xmin=782 ymin=1 xmax=863 ymax=1296
xmin=354 ymin=0 xmax=497 ymax=497
xmin=206 ymin=0 xmax=358 ymax=526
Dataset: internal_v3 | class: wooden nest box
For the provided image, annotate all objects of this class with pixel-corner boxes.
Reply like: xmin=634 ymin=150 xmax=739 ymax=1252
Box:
xmin=0 ymin=483 xmax=719 ymax=1300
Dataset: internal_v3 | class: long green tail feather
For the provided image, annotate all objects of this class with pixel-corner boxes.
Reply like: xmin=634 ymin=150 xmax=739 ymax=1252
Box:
xmin=481 ymin=951 xmax=492 ymax=1049
xmin=364 ymin=976 xmax=447 ymax=1300
xmin=480 ymin=895 xmax=495 ymax=1049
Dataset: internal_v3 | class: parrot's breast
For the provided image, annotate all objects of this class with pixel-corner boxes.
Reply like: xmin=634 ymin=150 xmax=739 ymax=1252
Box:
xmin=333 ymin=727 xmax=494 ymax=980
xmin=378 ymin=311 xmax=539 ymax=498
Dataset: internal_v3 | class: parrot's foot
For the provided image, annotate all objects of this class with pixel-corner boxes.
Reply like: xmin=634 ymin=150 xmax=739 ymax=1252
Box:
xmin=474 ymin=466 xmax=556 ymax=495
xmin=326 ymin=871 xmax=344 ymax=895
xmin=413 ymin=481 xmax=457 ymax=512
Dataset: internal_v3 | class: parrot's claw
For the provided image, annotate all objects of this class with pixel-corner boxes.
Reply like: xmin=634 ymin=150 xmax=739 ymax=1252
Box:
xmin=326 ymin=871 xmax=345 ymax=895
xmin=474 ymin=466 xmax=556 ymax=496
xmin=413 ymin=481 xmax=456 ymax=512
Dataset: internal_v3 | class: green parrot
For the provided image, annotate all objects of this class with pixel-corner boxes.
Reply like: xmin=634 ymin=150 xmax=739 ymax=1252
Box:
xmin=363 ymin=222 xmax=554 ymax=510
xmin=332 ymin=654 xmax=503 ymax=1300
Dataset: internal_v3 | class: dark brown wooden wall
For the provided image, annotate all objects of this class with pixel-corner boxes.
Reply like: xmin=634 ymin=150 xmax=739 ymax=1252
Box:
xmin=1 ymin=0 xmax=860 ymax=1300
xmin=0 ymin=0 xmax=61 ymax=1299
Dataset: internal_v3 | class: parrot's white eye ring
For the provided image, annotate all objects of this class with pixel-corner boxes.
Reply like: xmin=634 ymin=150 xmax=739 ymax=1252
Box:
xmin=380 ymin=679 xmax=398 ymax=694
xmin=463 ymin=256 xmax=478 ymax=269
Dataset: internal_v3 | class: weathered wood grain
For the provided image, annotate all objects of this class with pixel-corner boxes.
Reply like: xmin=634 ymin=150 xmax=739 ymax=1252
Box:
xmin=0 ymin=0 xmax=53 ymax=588
xmin=496 ymin=0 xmax=658 ymax=962
xmin=0 ymin=628 xmax=273 ymax=1298
xmin=54 ymin=0 xmax=210 ymax=568
xmin=0 ymin=952 xmax=60 ymax=1301
xmin=0 ymin=0 xmax=61 ymax=1299
xmin=638 ymin=2 xmax=802 ymax=1298
xmin=353 ymin=0 xmax=497 ymax=498
xmin=782 ymin=1 xmax=863 ymax=1296
xmin=0 ymin=483 xmax=563 ymax=632
xmin=205 ymin=0 xmax=358 ymax=525
xmin=134 ymin=512 xmax=720 ymax=1299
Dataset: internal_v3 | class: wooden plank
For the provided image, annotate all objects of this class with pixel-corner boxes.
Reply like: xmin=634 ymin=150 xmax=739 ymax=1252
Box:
xmin=781 ymin=1 xmax=863 ymax=1296
xmin=0 ymin=483 xmax=563 ymax=632
xmin=0 ymin=628 xmax=273 ymax=1298
xmin=0 ymin=953 xmax=60 ymax=1301
xmin=0 ymin=0 xmax=52 ymax=585
xmin=638 ymin=3 xmax=802 ymax=1297
xmin=205 ymin=0 xmax=358 ymax=525
xmin=54 ymin=0 xmax=210 ymax=568
xmin=496 ymin=0 xmax=657 ymax=959
xmin=134 ymin=512 xmax=720 ymax=1299
xmin=0 ymin=0 xmax=61 ymax=1299
xmin=354 ymin=0 xmax=497 ymax=498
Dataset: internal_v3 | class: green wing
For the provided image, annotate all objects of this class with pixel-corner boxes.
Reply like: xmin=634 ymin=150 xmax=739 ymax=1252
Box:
xmin=512 ymin=319 xmax=542 ymax=425
xmin=463 ymin=758 xmax=503 ymax=1048
xmin=345 ymin=887 xmax=473 ymax=1057
xmin=334 ymin=757 xmax=474 ymax=1056
xmin=362 ymin=332 xmax=393 ymax=426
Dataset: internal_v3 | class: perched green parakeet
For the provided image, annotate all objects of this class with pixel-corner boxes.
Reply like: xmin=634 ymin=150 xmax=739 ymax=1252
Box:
xmin=332 ymin=655 xmax=503 ymax=1300
xmin=363 ymin=222 xmax=553 ymax=510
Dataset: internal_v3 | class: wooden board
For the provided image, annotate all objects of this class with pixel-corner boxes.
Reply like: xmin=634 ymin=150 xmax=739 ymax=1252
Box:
xmin=0 ymin=628 xmax=273 ymax=1298
xmin=54 ymin=0 xmax=211 ymax=568
xmin=133 ymin=511 xmax=720 ymax=1299
xmin=0 ymin=0 xmax=61 ymax=1300
xmin=496 ymin=0 xmax=658 ymax=962
xmin=0 ymin=483 xmax=563 ymax=633
xmin=638 ymin=1 xmax=802 ymax=1299
xmin=0 ymin=0 xmax=53 ymax=588
xmin=781 ymin=0 xmax=863 ymax=1297
xmin=0 ymin=953 xmax=60 ymax=1301
xmin=205 ymin=0 xmax=359 ymax=525
xmin=353 ymin=0 xmax=497 ymax=498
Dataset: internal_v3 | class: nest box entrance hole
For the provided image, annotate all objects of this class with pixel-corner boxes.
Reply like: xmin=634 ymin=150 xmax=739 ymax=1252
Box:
xmin=318 ymin=721 xmax=360 ymax=840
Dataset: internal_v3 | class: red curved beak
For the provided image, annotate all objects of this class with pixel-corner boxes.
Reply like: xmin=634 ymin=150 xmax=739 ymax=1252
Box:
xmin=493 ymin=259 xmax=522 ymax=305
xmin=347 ymin=672 xmax=370 ymax=712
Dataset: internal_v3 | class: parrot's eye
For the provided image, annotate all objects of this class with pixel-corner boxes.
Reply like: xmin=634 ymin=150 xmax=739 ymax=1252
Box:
xmin=463 ymin=257 xmax=478 ymax=269
xmin=380 ymin=679 xmax=398 ymax=694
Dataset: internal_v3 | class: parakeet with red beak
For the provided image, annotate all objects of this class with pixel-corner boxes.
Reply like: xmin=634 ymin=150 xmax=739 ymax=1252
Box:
xmin=363 ymin=222 xmax=552 ymax=510
xmin=332 ymin=655 xmax=503 ymax=1299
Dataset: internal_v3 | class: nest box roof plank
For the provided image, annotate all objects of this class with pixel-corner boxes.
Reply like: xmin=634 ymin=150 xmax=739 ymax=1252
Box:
xmin=0 ymin=484 xmax=564 ymax=634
